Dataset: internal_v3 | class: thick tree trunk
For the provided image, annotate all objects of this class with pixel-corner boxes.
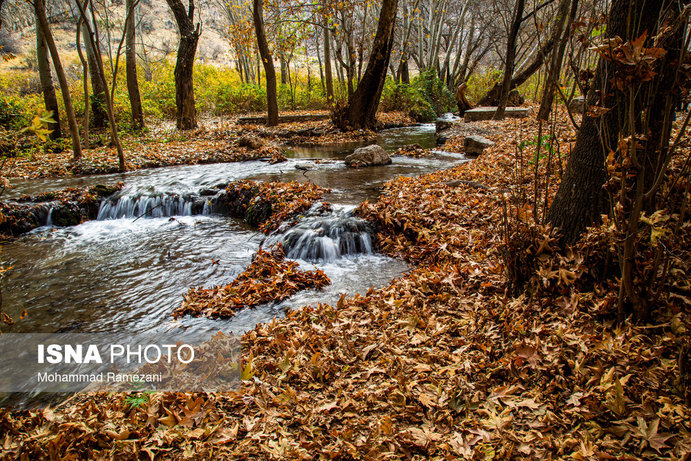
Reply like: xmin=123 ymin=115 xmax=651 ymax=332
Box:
xmin=537 ymin=0 xmax=577 ymax=120
xmin=35 ymin=21 xmax=61 ymax=140
xmin=33 ymin=0 xmax=82 ymax=160
xmin=82 ymin=18 xmax=108 ymax=129
xmin=166 ymin=0 xmax=200 ymax=130
xmin=547 ymin=0 xmax=681 ymax=243
xmin=334 ymin=0 xmax=398 ymax=130
xmin=253 ymin=0 xmax=278 ymax=126
xmin=494 ymin=0 xmax=525 ymax=120
xmin=125 ymin=0 xmax=144 ymax=130
xmin=175 ymin=35 xmax=199 ymax=129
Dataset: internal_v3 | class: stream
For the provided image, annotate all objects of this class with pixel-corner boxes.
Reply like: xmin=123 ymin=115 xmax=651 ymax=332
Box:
xmin=1 ymin=124 xmax=467 ymax=369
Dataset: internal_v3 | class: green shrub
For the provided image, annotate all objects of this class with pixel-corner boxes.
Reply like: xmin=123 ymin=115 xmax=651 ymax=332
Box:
xmin=215 ymin=83 xmax=266 ymax=114
xmin=380 ymin=77 xmax=437 ymax=122
xmin=412 ymin=69 xmax=455 ymax=116
xmin=465 ymin=68 xmax=502 ymax=104
xmin=0 ymin=96 xmax=29 ymax=130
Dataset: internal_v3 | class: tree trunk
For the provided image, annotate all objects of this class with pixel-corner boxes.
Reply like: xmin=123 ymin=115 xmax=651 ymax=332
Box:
xmin=35 ymin=20 xmax=61 ymax=140
xmin=546 ymin=0 xmax=681 ymax=243
xmin=478 ymin=34 xmax=559 ymax=106
xmin=323 ymin=24 xmax=334 ymax=106
xmin=166 ymin=0 xmax=200 ymax=130
xmin=333 ymin=0 xmax=398 ymax=130
xmin=33 ymin=0 xmax=82 ymax=160
xmin=400 ymin=56 xmax=410 ymax=84
xmin=280 ymin=52 xmax=288 ymax=85
xmin=253 ymin=0 xmax=278 ymax=126
xmin=75 ymin=0 xmax=126 ymax=171
xmin=537 ymin=0 xmax=577 ymax=120
xmin=76 ymin=16 xmax=89 ymax=147
xmin=82 ymin=12 xmax=108 ymax=129
xmin=494 ymin=0 xmax=525 ymax=120
xmin=125 ymin=0 xmax=144 ymax=130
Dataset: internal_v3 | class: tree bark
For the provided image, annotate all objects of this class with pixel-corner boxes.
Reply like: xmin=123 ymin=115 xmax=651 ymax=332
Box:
xmin=82 ymin=11 xmax=108 ymax=129
xmin=33 ymin=0 xmax=82 ymax=160
xmin=493 ymin=0 xmax=525 ymax=120
xmin=323 ymin=24 xmax=334 ymax=106
xmin=546 ymin=0 xmax=682 ymax=243
xmin=166 ymin=0 xmax=200 ymax=130
xmin=280 ymin=52 xmax=288 ymax=85
xmin=125 ymin=0 xmax=144 ymax=130
xmin=253 ymin=0 xmax=278 ymax=126
xmin=35 ymin=18 xmax=61 ymax=140
xmin=76 ymin=16 xmax=89 ymax=147
xmin=334 ymin=0 xmax=398 ymax=130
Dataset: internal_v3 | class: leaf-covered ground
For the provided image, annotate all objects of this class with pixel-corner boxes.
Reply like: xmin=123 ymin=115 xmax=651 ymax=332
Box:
xmin=174 ymin=245 xmax=330 ymax=319
xmin=0 ymin=111 xmax=689 ymax=460
xmin=3 ymin=112 xmax=413 ymax=180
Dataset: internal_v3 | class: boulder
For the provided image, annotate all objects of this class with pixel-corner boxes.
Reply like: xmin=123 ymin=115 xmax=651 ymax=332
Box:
xmin=568 ymin=96 xmax=586 ymax=113
xmin=507 ymin=89 xmax=525 ymax=106
xmin=464 ymin=135 xmax=495 ymax=155
xmin=237 ymin=134 xmax=264 ymax=149
xmin=435 ymin=119 xmax=454 ymax=133
xmin=345 ymin=145 xmax=392 ymax=168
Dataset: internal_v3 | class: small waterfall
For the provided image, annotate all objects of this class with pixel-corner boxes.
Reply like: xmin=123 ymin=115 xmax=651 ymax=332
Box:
xmin=268 ymin=205 xmax=375 ymax=262
xmin=46 ymin=207 xmax=54 ymax=226
xmin=97 ymin=193 xmax=210 ymax=220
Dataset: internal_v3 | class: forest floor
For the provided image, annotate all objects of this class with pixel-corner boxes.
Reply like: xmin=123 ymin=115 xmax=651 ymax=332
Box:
xmin=0 ymin=109 xmax=689 ymax=460
xmin=2 ymin=111 xmax=413 ymax=180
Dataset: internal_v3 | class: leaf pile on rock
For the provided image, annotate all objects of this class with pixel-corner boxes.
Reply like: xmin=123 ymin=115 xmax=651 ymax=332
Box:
xmin=173 ymin=245 xmax=330 ymax=319
xmin=393 ymin=143 xmax=434 ymax=158
xmin=225 ymin=180 xmax=329 ymax=233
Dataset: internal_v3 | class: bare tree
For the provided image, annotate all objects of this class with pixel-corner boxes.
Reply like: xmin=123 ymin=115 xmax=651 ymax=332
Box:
xmin=493 ymin=0 xmax=525 ymax=119
xmin=74 ymin=0 xmax=126 ymax=171
xmin=537 ymin=0 xmax=578 ymax=120
xmin=35 ymin=14 xmax=61 ymax=139
xmin=32 ymin=0 xmax=82 ymax=160
xmin=253 ymin=0 xmax=278 ymax=125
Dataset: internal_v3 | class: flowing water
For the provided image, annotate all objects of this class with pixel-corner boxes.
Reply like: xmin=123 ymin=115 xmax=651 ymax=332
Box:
xmin=2 ymin=124 xmax=466 ymax=343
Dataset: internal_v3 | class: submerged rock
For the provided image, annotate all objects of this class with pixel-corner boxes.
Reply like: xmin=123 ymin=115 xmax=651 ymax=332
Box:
xmin=394 ymin=143 xmax=431 ymax=158
xmin=345 ymin=145 xmax=392 ymax=168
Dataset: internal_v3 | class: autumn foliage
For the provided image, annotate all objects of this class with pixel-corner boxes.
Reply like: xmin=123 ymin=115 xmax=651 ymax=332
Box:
xmin=1 ymin=110 xmax=688 ymax=458
xmin=174 ymin=245 xmax=330 ymax=319
xmin=225 ymin=179 xmax=328 ymax=233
